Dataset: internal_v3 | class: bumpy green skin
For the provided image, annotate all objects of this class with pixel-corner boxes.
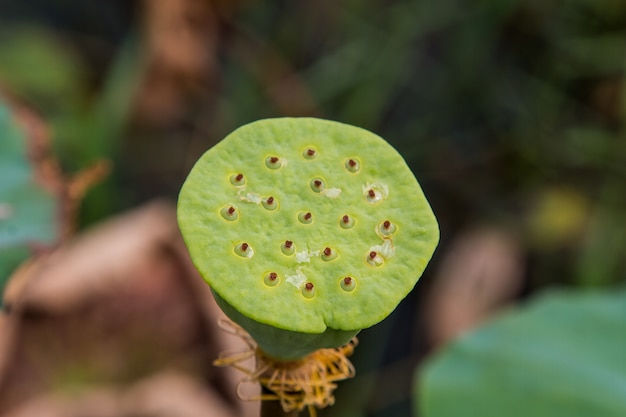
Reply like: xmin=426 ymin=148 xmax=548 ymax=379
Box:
xmin=178 ymin=118 xmax=438 ymax=360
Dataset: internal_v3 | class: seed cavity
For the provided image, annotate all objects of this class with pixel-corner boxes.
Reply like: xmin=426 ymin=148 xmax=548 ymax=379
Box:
xmin=281 ymin=240 xmax=295 ymax=255
xmin=220 ymin=205 xmax=239 ymax=221
xmin=363 ymin=182 xmax=388 ymax=204
xmin=379 ymin=219 xmax=397 ymax=236
xmin=264 ymin=272 xmax=279 ymax=287
xmin=366 ymin=239 xmax=395 ymax=266
xmin=298 ymin=211 xmax=313 ymax=224
xmin=340 ymin=214 xmax=355 ymax=229
xmin=262 ymin=196 xmax=278 ymax=211
xmin=235 ymin=242 xmax=254 ymax=258
xmin=265 ymin=156 xmax=283 ymax=170
xmin=302 ymin=282 xmax=315 ymax=298
xmin=303 ymin=147 xmax=318 ymax=159
xmin=367 ymin=251 xmax=384 ymax=267
xmin=340 ymin=276 xmax=356 ymax=292
xmin=230 ymin=173 xmax=246 ymax=186
xmin=310 ymin=178 xmax=325 ymax=193
xmin=345 ymin=158 xmax=360 ymax=173
xmin=321 ymin=246 xmax=338 ymax=261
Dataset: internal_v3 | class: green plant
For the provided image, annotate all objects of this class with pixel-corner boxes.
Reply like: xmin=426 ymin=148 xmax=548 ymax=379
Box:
xmin=416 ymin=288 xmax=626 ymax=417
xmin=0 ymin=98 xmax=58 ymax=300
xmin=177 ymin=117 xmax=438 ymax=414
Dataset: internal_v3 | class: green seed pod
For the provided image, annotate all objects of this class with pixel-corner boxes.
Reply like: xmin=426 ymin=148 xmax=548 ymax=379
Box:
xmin=177 ymin=118 xmax=439 ymax=360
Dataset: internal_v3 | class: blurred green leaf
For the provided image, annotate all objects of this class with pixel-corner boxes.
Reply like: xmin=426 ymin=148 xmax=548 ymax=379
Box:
xmin=416 ymin=289 xmax=626 ymax=417
xmin=0 ymin=99 xmax=58 ymax=300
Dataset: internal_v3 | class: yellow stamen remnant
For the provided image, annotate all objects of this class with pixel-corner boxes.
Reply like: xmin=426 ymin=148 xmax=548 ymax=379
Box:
xmin=214 ymin=319 xmax=358 ymax=416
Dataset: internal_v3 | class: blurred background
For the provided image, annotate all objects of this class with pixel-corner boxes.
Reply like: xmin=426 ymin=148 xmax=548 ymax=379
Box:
xmin=0 ymin=1 xmax=625 ymax=416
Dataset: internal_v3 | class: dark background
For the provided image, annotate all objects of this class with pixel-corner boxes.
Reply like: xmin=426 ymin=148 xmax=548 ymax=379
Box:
xmin=0 ymin=1 xmax=625 ymax=416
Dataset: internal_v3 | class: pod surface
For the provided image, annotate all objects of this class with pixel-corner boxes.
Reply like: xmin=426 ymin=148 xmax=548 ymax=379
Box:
xmin=178 ymin=118 xmax=439 ymax=334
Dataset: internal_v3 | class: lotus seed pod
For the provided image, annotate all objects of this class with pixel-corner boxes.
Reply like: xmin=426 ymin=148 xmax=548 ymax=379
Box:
xmin=177 ymin=118 xmax=439 ymax=360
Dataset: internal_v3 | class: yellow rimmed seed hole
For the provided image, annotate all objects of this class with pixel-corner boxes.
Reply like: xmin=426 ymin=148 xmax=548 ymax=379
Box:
xmin=298 ymin=211 xmax=313 ymax=224
xmin=220 ymin=206 xmax=239 ymax=221
xmin=264 ymin=272 xmax=279 ymax=287
xmin=229 ymin=173 xmax=246 ymax=186
xmin=262 ymin=196 xmax=278 ymax=211
xmin=321 ymin=246 xmax=338 ymax=261
xmin=235 ymin=242 xmax=253 ymax=258
xmin=310 ymin=178 xmax=325 ymax=193
xmin=302 ymin=282 xmax=315 ymax=298
xmin=345 ymin=158 xmax=360 ymax=173
xmin=281 ymin=240 xmax=295 ymax=255
xmin=366 ymin=188 xmax=383 ymax=204
xmin=302 ymin=147 xmax=318 ymax=159
xmin=265 ymin=156 xmax=282 ymax=170
xmin=340 ymin=276 xmax=356 ymax=292
xmin=366 ymin=250 xmax=384 ymax=267
xmin=340 ymin=214 xmax=355 ymax=229
xmin=379 ymin=219 xmax=397 ymax=236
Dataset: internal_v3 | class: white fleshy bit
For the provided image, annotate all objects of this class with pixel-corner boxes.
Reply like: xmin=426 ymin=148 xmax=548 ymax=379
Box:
xmin=244 ymin=246 xmax=254 ymax=258
xmin=237 ymin=191 xmax=262 ymax=204
xmin=295 ymin=249 xmax=321 ymax=263
xmin=369 ymin=239 xmax=396 ymax=260
xmin=321 ymin=187 xmax=342 ymax=198
xmin=286 ymin=267 xmax=308 ymax=289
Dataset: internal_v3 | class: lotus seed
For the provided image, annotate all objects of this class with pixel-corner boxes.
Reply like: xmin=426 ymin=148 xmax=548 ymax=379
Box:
xmin=367 ymin=250 xmax=384 ymax=266
xmin=310 ymin=178 xmax=325 ymax=193
xmin=303 ymin=147 xmax=317 ymax=159
xmin=265 ymin=156 xmax=282 ymax=169
xmin=379 ymin=219 xmax=397 ymax=236
xmin=262 ymin=196 xmax=278 ymax=211
xmin=264 ymin=272 xmax=279 ymax=287
xmin=220 ymin=206 xmax=239 ymax=221
xmin=366 ymin=188 xmax=382 ymax=203
xmin=230 ymin=173 xmax=246 ymax=186
xmin=340 ymin=276 xmax=356 ymax=292
xmin=235 ymin=242 xmax=253 ymax=258
xmin=340 ymin=214 xmax=355 ymax=229
xmin=321 ymin=246 xmax=338 ymax=261
xmin=302 ymin=282 xmax=315 ymax=298
xmin=281 ymin=240 xmax=295 ymax=255
xmin=298 ymin=211 xmax=313 ymax=224
xmin=345 ymin=158 xmax=360 ymax=173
